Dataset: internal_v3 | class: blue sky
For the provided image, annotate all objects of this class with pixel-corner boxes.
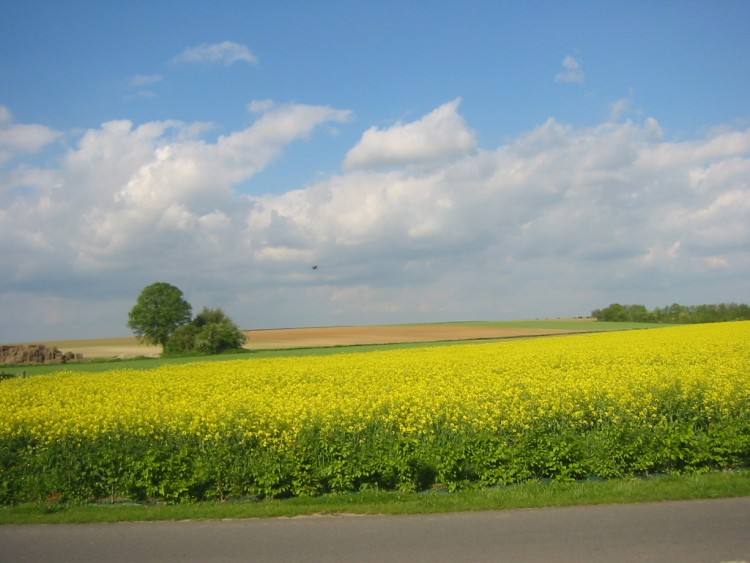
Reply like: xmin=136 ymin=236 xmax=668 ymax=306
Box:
xmin=1 ymin=1 xmax=749 ymax=341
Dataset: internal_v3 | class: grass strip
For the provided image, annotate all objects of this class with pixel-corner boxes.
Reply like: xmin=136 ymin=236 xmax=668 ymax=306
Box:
xmin=2 ymin=470 xmax=748 ymax=525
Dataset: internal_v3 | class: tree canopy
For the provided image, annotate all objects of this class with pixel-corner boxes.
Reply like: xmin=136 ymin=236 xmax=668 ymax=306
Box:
xmin=591 ymin=302 xmax=750 ymax=324
xmin=127 ymin=282 xmax=192 ymax=348
xmin=165 ymin=307 xmax=247 ymax=355
xmin=128 ymin=284 xmax=247 ymax=354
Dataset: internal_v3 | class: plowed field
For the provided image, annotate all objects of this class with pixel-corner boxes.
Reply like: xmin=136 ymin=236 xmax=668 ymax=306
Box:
xmin=243 ymin=324 xmax=572 ymax=349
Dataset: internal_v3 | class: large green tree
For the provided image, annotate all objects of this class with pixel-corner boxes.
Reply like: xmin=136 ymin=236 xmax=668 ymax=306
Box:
xmin=127 ymin=282 xmax=192 ymax=348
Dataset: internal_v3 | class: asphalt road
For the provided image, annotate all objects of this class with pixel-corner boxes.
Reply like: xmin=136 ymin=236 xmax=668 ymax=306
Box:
xmin=2 ymin=497 xmax=749 ymax=563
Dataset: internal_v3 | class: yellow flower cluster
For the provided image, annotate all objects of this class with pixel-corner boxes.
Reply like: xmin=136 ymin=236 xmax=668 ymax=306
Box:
xmin=1 ymin=322 xmax=748 ymax=447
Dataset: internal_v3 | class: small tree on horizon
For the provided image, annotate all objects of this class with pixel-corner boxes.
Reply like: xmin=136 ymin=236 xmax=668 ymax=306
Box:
xmin=127 ymin=282 xmax=192 ymax=349
xmin=164 ymin=307 xmax=247 ymax=355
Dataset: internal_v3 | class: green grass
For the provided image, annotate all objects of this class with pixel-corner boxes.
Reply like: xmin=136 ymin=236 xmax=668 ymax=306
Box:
xmin=1 ymin=470 xmax=747 ymax=525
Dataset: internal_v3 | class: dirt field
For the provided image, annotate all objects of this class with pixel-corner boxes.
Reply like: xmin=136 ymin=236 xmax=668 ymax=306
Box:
xmin=243 ymin=325 xmax=572 ymax=349
xmin=24 ymin=324 xmax=577 ymax=359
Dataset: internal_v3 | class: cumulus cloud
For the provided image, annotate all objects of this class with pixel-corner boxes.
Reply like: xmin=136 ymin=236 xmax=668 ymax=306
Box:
xmin=343 ymin=98 xmax=476 ymax=170
xmin=1 ymin=99 xmax=749 ymax=341
xmin=173 ymin=41 xmax=258 ymax=66
xmin=555 ymin=55 xmax=585 ymax=83
xmin=0 ymin=101 xmax=350 ymax=301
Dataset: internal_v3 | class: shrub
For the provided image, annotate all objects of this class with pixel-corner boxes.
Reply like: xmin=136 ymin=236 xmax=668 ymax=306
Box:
xmin=164 ymin=307 xmax=246 ymax=355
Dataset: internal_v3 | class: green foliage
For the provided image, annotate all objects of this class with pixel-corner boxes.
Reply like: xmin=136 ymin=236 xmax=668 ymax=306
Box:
xmin=163 ymin=324 xmax=200 ymax=355
xmin=2 ymin=407 xmax=748 ymax=505
xmin=592 ymin=302 xmax=750 ymax=324
xmin=3 ymin=470 xmax=749 ymax=524
xmin=127 ymin=283 xmax=245 ymax=355
xmin=193 ymin=307 xmax=231 ymax=327
xmin=193 ymin=308 xmax=247 ymax=353
xmin=164 ymin=307 xmax=246 ymax=355
xmin=127 ymin=282 xmax=192 ymax=348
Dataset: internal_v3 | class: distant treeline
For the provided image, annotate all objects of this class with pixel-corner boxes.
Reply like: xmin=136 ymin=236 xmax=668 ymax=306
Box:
xmin=591 ymin=302 xmax=750 ymax=324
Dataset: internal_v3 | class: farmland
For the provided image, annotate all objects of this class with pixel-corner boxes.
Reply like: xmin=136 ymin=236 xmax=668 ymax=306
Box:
xmin=0 ymin=321 xmax=748 ymax=505
xmin=14 ymin=324 xmax=568 ymax=361
xmin=10 ymin=318 xmax=656 ymax=364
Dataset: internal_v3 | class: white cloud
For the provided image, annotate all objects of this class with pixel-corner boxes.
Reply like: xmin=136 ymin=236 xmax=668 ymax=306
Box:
xmin=1 ymin=99 xmax=749 ymax=341
xmin=555 ymin=55 xmax=585 ymax=83
xmin=173 ymin=41 xmax=258 ymax=66
xmin=0 ymin=106 xmax=61 ymax=154
xmin=343 ymin=98 xmax=476 ymax=170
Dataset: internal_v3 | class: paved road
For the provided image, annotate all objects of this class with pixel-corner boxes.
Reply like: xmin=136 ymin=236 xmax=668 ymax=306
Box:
xmin=2 ymin=497 xmax=749 ymax=562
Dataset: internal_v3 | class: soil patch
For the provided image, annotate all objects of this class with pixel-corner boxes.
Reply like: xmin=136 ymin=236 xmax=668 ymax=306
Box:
xmin=241 ymin=325 xmax=572 ymax=349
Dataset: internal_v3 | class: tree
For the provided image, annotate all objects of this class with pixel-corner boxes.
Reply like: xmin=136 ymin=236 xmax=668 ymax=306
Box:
xmin=164 ymin=307 xmax=247 ymax=355
xmin=163 ymin=323 xmax=199 ymax=354
xmin=127 ymin=282 xmax=192 ymax=349
xmin=592 ymin=303 xmax=629 ymax=322
xmin=592 ymin=301 xmax=750 ymax=324
xmin=626 ymin=304 xmax=649 ymax=322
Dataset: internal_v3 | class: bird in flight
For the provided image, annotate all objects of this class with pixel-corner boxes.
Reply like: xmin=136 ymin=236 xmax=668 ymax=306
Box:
xmin=312 ymin=265 xmax=318 ymax=270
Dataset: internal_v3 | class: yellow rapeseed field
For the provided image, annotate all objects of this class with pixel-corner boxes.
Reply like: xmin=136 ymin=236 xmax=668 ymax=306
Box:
xmin=1 ymin=321 xmax=748 ymax=501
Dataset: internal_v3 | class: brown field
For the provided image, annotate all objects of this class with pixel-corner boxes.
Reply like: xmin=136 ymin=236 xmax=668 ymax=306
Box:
xmin=243 ymin=325 xmax=572 ymax=349
xmin=24 ymin=324 xmax=576 ymax=359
